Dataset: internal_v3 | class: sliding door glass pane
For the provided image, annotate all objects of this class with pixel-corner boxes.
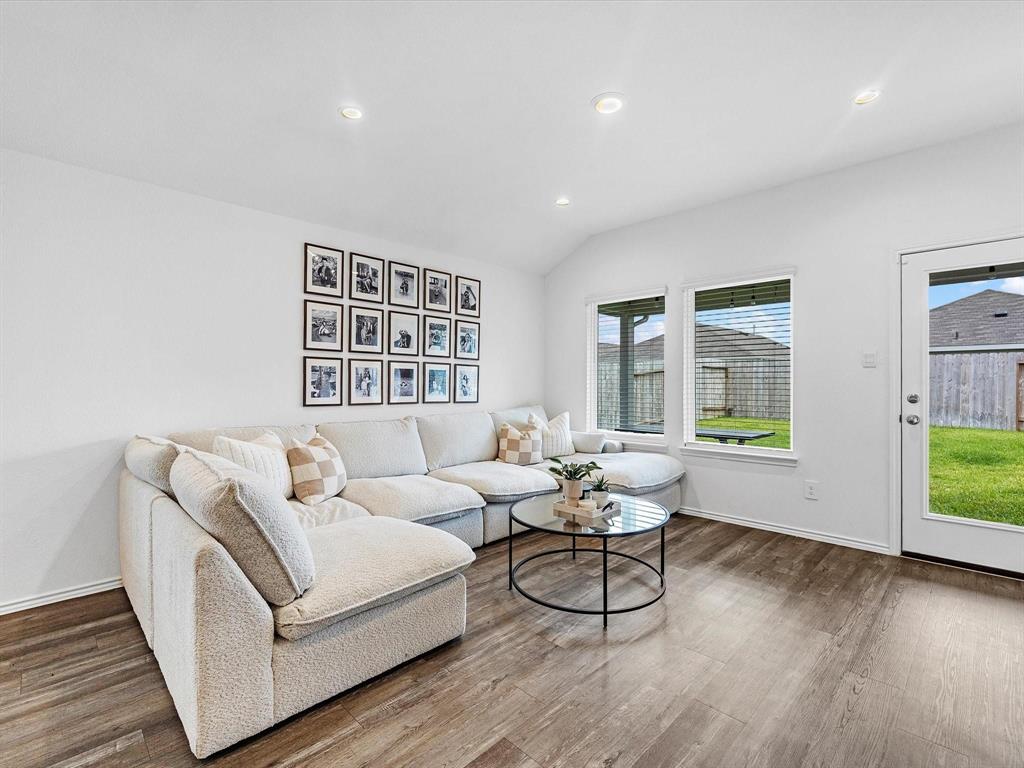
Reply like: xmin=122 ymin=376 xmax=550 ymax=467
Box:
xmin=597 ymin=296 xmax=665 ymax=434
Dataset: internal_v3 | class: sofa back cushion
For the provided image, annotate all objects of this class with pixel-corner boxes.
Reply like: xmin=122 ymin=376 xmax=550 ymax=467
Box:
xmin=417 ymin=411 xmax=498 ymax=471
xmin=489 ymin=404 xmax=548 ymax=432
xmin=316 ymin=416 xmax=427 ymax=479
xmin=124 ymin=435 xmax=182 ymax=496
xmin=168 ymin=424 xmax=316 ymax=454
xmin=169 ymin=450 xmax=315 ymax=606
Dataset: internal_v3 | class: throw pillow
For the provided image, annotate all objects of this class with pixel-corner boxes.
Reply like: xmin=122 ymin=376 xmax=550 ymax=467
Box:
xmin=213 ymin=432 xmax=293 ymax=498
xmin=571 ymin=431 xmax=607 ymax=455
xmin=528 ymin=411 xmax=575 ymax=459
xmin=496 ymin=423 xmax=543 ymax=466
xmin=287 ymin=434 xmax=347 ymax=505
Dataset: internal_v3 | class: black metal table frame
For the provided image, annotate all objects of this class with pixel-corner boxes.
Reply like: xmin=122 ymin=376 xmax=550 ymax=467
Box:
xmin=507 ymin=507 xmax=668 ymax=628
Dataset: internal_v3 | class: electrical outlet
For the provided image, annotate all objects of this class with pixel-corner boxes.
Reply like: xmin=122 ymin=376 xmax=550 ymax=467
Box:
xmin=804 ymin=481 xmax=820 ymax=501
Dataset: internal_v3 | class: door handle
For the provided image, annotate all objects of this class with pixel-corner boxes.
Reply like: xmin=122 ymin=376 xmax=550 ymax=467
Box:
xmin=905 ymin=415 xmax=921 ymax=425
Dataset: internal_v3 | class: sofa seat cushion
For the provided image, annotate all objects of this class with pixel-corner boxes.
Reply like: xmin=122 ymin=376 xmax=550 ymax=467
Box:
xmin=542 ymin=452 xmax=685 ymax=494
xmin=429 ymin=461 xmax=558 ymax=503
xmin=288 ymin=497 xmax=370 ymax=530
xmin=272 ymin=517 xmax=474 ymax=641
xmin=341 ymin=476 xmax=484 ymax=525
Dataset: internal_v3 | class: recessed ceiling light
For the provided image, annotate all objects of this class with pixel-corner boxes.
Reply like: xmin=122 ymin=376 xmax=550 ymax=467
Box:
xmin=555 ymin=197 xmax=571 ymax=207
xmin=339 ymin=106 xmax=363 ymax=120
xmin=853 ymin=89 xmax=880 ymax=105
xmin=591 ymin=92 xmax=625 ymax=114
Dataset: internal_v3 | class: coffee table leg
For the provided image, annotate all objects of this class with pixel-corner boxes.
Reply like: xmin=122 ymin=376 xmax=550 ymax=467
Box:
xmin=572 ymin=534 xmax=576 ymax=560
xmin=602 ymin=538 xmax=608 ymax=629
xmin=660 ymin=526 xmax=665 ymax=575
xmin=507 ymin=512 xmax=512 ymax=590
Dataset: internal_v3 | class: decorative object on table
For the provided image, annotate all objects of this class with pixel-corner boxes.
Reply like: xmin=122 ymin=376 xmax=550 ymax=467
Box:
xmin=349 ymin=358 xmax=383 ymax=405
xmin=387 ymin=310 xmax=419 ymax=356
xmin=454 ymin=319 xmax=480 ymax=360
xmin=349 ymin=305 xmax=384 ymax=354
xmin=453 ymin=363 xmax=479 ymax=403
xmin=455 ymin=275 xmax=480 ymax=317
xmin=303 ymin=356 xmax=343 ymax=406
xmin=303 ymin=299 xmax=343 ymax=352
xmin=496 ymin=423 xmax=542 ymax=465
xmin=423 ymin=314 xmax=452 ymax=357
xmin=387 ymin=361 xmax=419 ymax=404
xmin=528 ymin=411 xmax=575 ymax=458
xmin=547 ymin=456 xmax=601 ymax=505
xmin=349 ymin=252 xmax=385 ymax=304
xmin=590 ymin=475 xmax=611 ymax=507
xmin=304 ymin=243 xmax=343 ymax=298
xmin=422 ymin=362 xmax=451 ymax=403
xmin=423 ymin=268 xmax=452 ymax=312
xmin=388 ymin=261 xmax=419 ymax=308
xmin=552 ymin=498 xmax=621 ymax=526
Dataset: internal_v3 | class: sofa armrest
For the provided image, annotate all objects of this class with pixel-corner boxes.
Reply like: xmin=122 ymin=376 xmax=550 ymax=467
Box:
xmin=151 ymin=496 xmax=274 ymax=758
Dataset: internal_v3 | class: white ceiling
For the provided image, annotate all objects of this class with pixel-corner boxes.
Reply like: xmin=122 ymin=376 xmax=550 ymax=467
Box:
xmin=2 ymin=1 xmax=1022 ymax=274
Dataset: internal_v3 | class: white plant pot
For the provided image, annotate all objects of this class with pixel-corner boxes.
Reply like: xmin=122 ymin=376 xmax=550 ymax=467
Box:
xmin=592 ymin=491 xmax=610 ymax=507
xmin=562 ymin=479 xmax=584 ymax=506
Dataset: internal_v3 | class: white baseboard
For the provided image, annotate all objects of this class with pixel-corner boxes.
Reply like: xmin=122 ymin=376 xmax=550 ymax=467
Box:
xmin=0 ymin=577 xmax=123 ymax=616
xmin=680 ymin=506 xmax=892 ymax=555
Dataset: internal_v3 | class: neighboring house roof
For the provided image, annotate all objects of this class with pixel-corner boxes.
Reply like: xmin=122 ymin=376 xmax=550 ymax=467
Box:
xmin=929 ymin=289 xmax=1024 ymax=347
xmin=598 ymin=324 xmax=790 ymax=367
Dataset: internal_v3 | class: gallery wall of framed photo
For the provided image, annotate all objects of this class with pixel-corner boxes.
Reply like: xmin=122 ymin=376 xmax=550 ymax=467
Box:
xmin=302 ymin=242 xmax=481 ymax=408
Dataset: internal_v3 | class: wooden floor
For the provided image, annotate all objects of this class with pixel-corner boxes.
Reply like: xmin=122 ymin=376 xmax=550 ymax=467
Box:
xmin=2 ymin=515 xmax=1022 ymax=768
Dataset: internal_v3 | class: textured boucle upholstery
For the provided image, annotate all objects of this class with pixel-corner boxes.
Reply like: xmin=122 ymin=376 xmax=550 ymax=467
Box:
xmin=170 ymin=451 xmax=315 ymax=606
xmin=288 ymin=496 xmax=370 ymax=529
xmin=482 ymin=501 xmax=529 ymax=544
xmin=118 ymin=469 xmax=162 ymax=647
xmin=429 ymin=460 xmax=558 ymax=502
xmin=431 ymin=509 xmax=484 ymax=548
xmin=416 ymin=411 xmax=498 ymax=470
xmin=341 ymin=475 xmax=484 ymax=524
xmin=273 ymin=517 xmax=474 ymax=640
xmin=316 ymin=416 xmax=427 ymax=479
xmin=272 ymin=575 xmax=466 ymax=721
xmin=168 ymin=424 xmax=316 ymax=455
xmin=489 ymin=404 xmax=548 ymax=432
xmin=570 ymin=431 xmax=607 ymax=454
xmin=124 ymin=435 xmax=181 ymax=496
xmin=539 ymin=451 xmax=685 ymax=493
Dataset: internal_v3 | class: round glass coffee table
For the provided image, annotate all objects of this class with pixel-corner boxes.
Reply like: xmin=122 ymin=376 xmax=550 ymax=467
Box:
xmin=508 ymin=492 xmax=669 ymax=627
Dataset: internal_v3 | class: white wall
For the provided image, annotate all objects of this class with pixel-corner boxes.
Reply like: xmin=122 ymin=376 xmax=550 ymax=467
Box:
xmin=544 ymin=123 xmax=1024 ymax=553
xmin=0 ymin=149 xmax=546 ymax=610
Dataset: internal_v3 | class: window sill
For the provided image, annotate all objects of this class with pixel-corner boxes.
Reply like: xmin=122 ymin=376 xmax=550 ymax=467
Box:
xmin=678 ymin=443 xmax=799 ymax=467
xmin=598 ymin=431 xmax=667 ymax=448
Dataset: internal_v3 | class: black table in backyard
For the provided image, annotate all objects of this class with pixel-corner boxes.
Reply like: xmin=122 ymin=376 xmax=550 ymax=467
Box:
xmin=695 ymin=427 xmax=776 ymax=445
xmin=507 ymin=492 xmax=670 ymax=628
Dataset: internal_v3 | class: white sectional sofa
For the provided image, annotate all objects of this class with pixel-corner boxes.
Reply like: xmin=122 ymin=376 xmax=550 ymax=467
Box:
xmin=118 ymin=405 xmax=684 ymax=757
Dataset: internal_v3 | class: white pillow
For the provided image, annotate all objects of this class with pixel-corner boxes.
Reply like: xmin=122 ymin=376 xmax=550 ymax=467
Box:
xmin=213 ymin=432 xmax=293 ymax=498
xmin=528 ymin=411 xmax=575 ymax=459
xmin=571 ymin=431 xmax=607 ymax=455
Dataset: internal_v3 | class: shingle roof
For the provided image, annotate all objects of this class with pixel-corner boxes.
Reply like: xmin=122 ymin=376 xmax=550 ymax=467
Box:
xmin=929 ymin=289 xmax=1024 ymax=347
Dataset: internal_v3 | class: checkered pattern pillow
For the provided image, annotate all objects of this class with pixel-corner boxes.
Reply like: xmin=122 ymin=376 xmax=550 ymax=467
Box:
xmin=496 ymin=423 xmax=543 ymax=466
xmin=286 ymin=434 xmax=347 ymax=505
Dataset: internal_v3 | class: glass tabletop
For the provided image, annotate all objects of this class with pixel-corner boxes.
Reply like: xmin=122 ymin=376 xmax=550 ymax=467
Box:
xmin=510 ymin=492 xmax=669 ymax=537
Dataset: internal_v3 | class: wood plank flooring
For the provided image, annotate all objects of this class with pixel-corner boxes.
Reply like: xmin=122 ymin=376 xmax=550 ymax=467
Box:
xmin=1 ymin=515 xmax=1021 ymax=768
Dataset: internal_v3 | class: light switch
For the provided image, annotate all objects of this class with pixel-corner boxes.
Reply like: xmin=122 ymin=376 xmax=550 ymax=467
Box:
xmin=862 ymin=351 xmax=877 ymax=368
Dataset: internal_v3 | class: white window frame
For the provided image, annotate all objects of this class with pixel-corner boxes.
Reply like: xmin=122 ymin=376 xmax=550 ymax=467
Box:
xmin=585 ymin=286 xmax=669 ymax=445
xmin=680 ymin=267 xmax=798 ymax=466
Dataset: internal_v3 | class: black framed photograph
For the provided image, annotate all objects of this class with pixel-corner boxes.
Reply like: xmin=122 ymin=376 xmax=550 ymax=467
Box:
xmin=454 ymin=319 xmax=480 ymax=360
xmin=304 ymin=243 xmax=343 ymax=298
xmin=455 ymin=275 xmax=481 ymax=317
xmin=349 ymin=306 xmax=384 ymax=354
xmin=423 ymin=314 xmax=451 ymax=357
xmin=423 ymin=268 xmax=452 ymax=313
xmin=454 ymin=364 xmax=480 ymax=403
xmin=304 ymin=300 xmax=343 ymax=352
xmin=423 ymin=362 xmax=451 ymax=403
xmin=388 ymin=310 xmax=419 ymax=356
xmin=303 ymin=356 xmax=342 ymax=406
xmin=350 ymin=252 xmax=385 ymax=304
xmin=388 ymin=261 xmax=419 ymax=308
xmin=349 ymin=359 xmax=383 ymax=405
xmin=388 ymin=361 xmax=419 ymax=404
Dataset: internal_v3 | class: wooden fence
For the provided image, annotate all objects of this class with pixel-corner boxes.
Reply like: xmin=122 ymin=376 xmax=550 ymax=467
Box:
xmin=929 ymin=350 xmax=1024 ymax=430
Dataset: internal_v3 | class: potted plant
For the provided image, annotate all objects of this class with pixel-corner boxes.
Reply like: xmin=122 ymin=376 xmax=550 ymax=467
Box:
xmin=590 ymin=475 xmax=611 ymax=507
xmin=548 ymin=457 xmax=601 ymax=506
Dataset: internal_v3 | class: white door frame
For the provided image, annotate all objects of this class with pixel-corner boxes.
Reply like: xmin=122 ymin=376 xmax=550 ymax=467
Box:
xmin=889 ymin=230 xmax=1024 ymax=561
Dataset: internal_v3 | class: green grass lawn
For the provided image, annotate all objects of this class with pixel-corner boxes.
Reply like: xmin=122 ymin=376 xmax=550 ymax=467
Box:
xmin=696 ymin=417 xmax=791 ymax=449
xmin=929 ymin=426 xmax=1024 ymax=527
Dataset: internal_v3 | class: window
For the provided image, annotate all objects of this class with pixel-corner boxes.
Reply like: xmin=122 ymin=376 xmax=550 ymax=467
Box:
xmin=592 ymin=294 xmax=665 ymax=435
xmin=689 ymin=277 xmax=792 ymax=450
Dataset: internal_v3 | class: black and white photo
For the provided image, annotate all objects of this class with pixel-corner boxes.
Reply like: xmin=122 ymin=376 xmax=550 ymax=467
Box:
xmin=423 ymin=268 xmax=452 ymax=312
xmin=388 ymin=361 xmax=418 ymax=404
xmin=455 ymin=319 xmax=479 ymax=360
xmin=304 ymin=300 xmax=343 ymax=352
xmin=455 ymin=275 xmax=480 ymax=317
xmin=304 ymin=243 xmax=343 ymax=298
xmin=423 ymin=314 xmax=451 ymax=357
xmin=454 ymin=364 xmax=479 ymax=403
xmin=388 ymin=310 xmax=419 ymax=356
xmin=349 ymin=305 xmax=384 ymax=354
xmin=350 ymin=252 xmax=385 ymax=303
xmin=303 ymin=356 xmax=342 ymax=406
xmin=388 ymin=261 xmax=419 ymax=308
xmin=422 ymin=362 xmax=451 ymax=403
xmin=349 ymin=359 xmax=383 ymax=405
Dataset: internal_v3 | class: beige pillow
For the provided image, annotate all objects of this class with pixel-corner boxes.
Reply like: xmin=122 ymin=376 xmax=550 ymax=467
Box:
xmin=124 ymin=435 xmax=182 ymax=495
xmin=287 ymin=434 xmax=347 ymax=505
xmin=213 ymin=432 xmax=292 ymax=498
xmin=528 ymin=411 xmax=575 ymax=459
xmin=496 ymin=423 xmax=543 ymax=466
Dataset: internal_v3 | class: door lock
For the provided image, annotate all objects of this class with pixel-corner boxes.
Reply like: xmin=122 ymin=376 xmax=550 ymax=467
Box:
xmin=905 ymin=415 xmax=921 ymax=425
xmin=906 ymin=394 xmax=920 ymax=404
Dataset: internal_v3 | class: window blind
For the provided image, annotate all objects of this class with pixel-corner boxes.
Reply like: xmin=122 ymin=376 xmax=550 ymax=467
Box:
xmin=693 ymin=279 xmax=791 ymax=449
xmin=596 ymin=295 xmax=665 ymax=434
